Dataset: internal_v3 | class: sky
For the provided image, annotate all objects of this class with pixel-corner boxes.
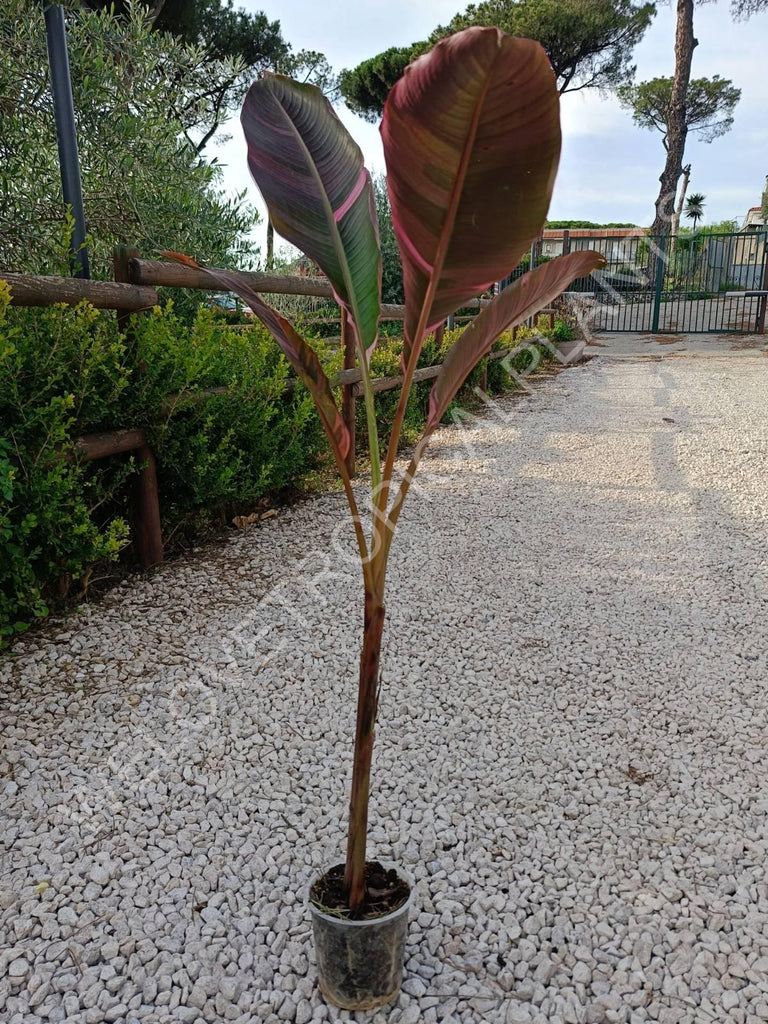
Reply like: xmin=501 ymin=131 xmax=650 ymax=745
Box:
xmin=213 ymin=0 xmax=768 ymax=259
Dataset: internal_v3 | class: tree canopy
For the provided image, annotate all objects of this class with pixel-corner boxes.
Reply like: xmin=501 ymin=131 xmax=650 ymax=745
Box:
xmin=81 ymin=0 xmax=289 ymax=67
xmin=731 ymin=0 xmax=768 ymax=16
xmin=340 ymin=0 xmax=656 ymax=121
xmin=545 ymin=220 xmax=639 ymax=229
xmin=618 ymin=75 xmax=741 ymax=149
xmin=338 ymin=44 xmax=429 ymax=123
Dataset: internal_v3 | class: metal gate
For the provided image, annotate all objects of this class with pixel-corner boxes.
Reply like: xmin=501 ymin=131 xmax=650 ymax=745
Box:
xmin=561 ymin=231 xmax=768 ymax=334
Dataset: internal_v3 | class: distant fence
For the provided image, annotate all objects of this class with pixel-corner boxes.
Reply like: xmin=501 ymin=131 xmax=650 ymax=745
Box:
xmin=528 ymin=229 xmax=768 ymax=335
xmin=1 ymin=248 xmax=560 ymax=568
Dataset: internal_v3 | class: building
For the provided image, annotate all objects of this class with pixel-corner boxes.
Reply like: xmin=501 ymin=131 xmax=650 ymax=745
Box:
xmin=703 ymin=202 xmax=766 ymax=291
xmin=540 ymin=227 xmax=648 ymax=261
xmin=742 ymin=206 xmax=766 ymax=231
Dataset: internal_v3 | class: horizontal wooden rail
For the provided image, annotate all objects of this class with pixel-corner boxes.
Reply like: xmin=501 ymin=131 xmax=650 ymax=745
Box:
xmin=345 ymin=343 xmax=548 ymax=397
xmin=2 ymin=273 xmax=158 ymax=311
xmin=127 ymin=258 xmax=486 ymax=321
xmin=75 ymin=428 xmax=149 ymax=460
xmin=130 ymin=258 xmax=334 ymax=297
xmin=352 ymin=362 xmax=441 ymax=397
xmin=73 ymin=428 xmax=163 ymax=569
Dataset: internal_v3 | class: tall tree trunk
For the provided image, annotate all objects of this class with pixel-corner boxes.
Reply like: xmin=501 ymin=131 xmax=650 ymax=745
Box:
xmin=668 ymin=163 xmax=691 ymax=274
xmin=147 ymin=0 xmax=168 ymax=26
xmin=651 ymin=0 xmax=697 ymax=235
xmin=671 ymin=163 xmax=691 ymax=239
xmin=266 ymin=220 xmax=274 ymax=271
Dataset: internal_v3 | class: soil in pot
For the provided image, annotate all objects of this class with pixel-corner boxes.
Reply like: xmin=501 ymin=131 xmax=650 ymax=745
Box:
xmin=310 ymin=861 xmax=412 ymax=1010
xmin=311 ymin=861 xmax=409 ymax=920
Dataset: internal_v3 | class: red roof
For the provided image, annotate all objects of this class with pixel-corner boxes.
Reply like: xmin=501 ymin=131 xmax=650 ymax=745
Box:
xmin=542 ymin=228 xmax=647 ymax=239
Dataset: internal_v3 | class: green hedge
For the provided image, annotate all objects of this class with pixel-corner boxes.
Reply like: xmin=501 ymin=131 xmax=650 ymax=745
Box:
xmin=0 ymin=288 xmax=323 ymax=642
xmin=0 ymin=287 xmax=563 ymax=645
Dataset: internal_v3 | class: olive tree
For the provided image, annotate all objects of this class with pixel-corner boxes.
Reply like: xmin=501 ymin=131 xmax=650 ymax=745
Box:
xmin=0 ymin=0 xmax=258 ymax=276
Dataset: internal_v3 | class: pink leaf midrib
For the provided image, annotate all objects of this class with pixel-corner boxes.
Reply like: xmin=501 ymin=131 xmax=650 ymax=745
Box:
xmin=333 ymin=167 xmax=368 ymax=223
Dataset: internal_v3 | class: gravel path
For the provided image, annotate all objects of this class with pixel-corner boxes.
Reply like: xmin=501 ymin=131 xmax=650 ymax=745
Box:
xmin=2 ymin=354 xmax=768 ymax=1024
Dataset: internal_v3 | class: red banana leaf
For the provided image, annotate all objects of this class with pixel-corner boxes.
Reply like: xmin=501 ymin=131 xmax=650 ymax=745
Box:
xmin=241 ymin=74 xmax=381 ymax=355
xmin=426 ymin=250 xmax=606 ymax=431
xmin=381 ymin=28 xmax=561 ymax=363
xmin=161 ymin=252 xmax=351 ymax=464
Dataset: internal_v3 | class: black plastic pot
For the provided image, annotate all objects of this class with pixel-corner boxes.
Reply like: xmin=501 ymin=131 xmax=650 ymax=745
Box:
xmin=309 ymin=866 xmax=412 ymax=1010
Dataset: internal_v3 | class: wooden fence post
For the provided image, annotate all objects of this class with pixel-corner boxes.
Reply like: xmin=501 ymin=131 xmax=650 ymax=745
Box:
xmin=113 ymin=245 xmax=162 ymax=566
xmin=113 ymin=245 xmax=142 ymax=336
xmin=136 ymin=442 xmax=164 ymax=569
xmin=75 ymin=429 xmax=164 ymax=570
xmin=341 ymin=310 xmax=356 ymax=477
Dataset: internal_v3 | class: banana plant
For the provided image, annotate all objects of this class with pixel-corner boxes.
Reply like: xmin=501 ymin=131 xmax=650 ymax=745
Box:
xmin=168 ymin=27 xmax=604 ymax=911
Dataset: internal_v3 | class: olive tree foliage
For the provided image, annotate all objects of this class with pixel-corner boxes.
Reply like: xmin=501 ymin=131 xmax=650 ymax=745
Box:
xmin=0 ymin=0 xmax=259 ymax=276
xmin=339 ymin=0 xmax=656 ymax=121
xmin=89 ymin=1 xmax=340 ymax=272
xmin=618 ymin=75 xmax=741 ymax=147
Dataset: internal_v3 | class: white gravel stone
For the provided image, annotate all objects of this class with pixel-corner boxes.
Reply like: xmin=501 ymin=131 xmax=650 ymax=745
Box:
xmin=89 ymin=865 xmax=111 ymax=887
xmin=8 ymin=958 xmax=29 ymax=980
xmin=2 ymin=354 xmax=768 ymax=1024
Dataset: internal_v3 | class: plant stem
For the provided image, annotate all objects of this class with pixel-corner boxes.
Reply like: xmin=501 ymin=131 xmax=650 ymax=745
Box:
xmin=359 ymin=356 xmax=382 ymax=493
xmin=344 ymin=588 xmax=386 ymax=908
xmin=377 ymin=341 xmax=420 ymax=521
xmin=347 ymin=317 xmax=381 ymax=494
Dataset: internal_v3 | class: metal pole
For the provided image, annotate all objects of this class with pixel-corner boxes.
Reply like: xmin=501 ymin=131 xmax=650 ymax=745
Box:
xmin=757 ymin=232 xmax=768 ymax=335
xmin=43 ymin=2 xmax=90 ymax=278
xmin=651 ymin=233 xmax=666 ymax=334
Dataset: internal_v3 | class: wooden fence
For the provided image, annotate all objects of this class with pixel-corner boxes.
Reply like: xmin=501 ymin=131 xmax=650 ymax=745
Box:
xmin=2 ymin=249 xmax=558 ymax=570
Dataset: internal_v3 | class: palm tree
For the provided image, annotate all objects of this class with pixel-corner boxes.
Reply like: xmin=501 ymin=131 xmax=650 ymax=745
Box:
xmin=685 ymin=192 xmax=706 ymax=231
